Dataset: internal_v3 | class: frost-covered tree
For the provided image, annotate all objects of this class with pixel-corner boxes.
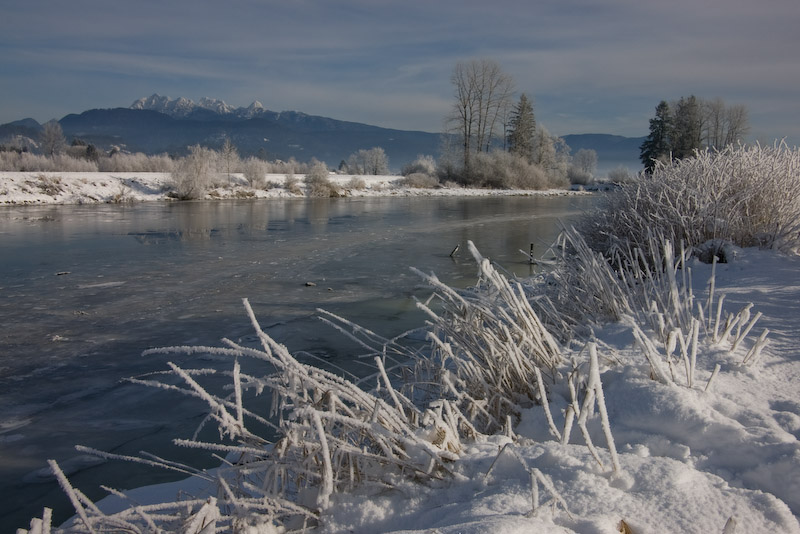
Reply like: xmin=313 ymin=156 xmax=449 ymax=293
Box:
xmin=568 ymin=148 xmax=598 ymax=185
xmin=446 ymin=59 xmax=514 ymax=173
xmin=506 ymin=93 xmax=536 ymax=162
xmin=531 ymin=126 xmax=569 ymax=183
xmin=40 ymin=121 xmax=66 ymax=157
xmin=345 ymin=147 xmax=389 ymax=175
xmin=572 ymin=148 xmax=597 ymax=175
xmin=220 ymin=137 xmax=239 ymax=184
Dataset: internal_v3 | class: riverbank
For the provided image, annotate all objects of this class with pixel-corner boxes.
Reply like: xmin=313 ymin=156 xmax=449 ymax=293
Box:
xmin=44 ymin=244 xmax=800 ymax=533
xmin=0 ymin=172 xmax=588 ymax=205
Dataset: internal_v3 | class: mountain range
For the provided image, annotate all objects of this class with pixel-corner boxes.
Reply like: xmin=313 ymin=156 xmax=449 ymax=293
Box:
xmin=0 ymin=94 xmax=644 ymax=171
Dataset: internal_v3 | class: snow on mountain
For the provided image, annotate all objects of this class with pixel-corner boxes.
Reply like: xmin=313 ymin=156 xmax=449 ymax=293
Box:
xmin=130 ymin=94 xmax=264 ymax=119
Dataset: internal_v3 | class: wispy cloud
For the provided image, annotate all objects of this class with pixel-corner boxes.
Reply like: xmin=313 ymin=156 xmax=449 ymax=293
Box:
xmin=1 ymin=0 xmax=798 ymax=141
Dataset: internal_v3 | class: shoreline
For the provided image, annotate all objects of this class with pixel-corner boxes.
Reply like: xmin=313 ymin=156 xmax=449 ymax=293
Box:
xmin=0 ymin=171 xmax=592 ymax=206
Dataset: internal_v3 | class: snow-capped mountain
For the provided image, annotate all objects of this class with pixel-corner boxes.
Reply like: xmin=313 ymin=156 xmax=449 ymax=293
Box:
xmin=130 ymin=94 xmax=263 ymax=119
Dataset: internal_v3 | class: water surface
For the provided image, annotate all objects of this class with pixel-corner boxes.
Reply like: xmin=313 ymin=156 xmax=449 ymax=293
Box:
xmin=0 ymin=195 xmax=593 ymax=528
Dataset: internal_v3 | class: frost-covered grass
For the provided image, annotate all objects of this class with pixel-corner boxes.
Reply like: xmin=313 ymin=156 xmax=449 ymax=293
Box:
xmin=583 ymin=142 xmax=800 ymax=256
xmin=21 ymin=221 xmax=800 ymax=533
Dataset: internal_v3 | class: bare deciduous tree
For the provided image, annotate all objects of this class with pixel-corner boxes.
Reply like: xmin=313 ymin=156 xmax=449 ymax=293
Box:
xmin=446 ymin=59 xmax=514 ymax=173
xmin=702 ymin=98 xmax=750 ymax=149
xmin=221 ymin=137 xmax=239 ymax=184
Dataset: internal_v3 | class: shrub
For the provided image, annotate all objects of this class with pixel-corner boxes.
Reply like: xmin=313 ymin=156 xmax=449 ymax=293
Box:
xmin=169 ymin=145 xmax=216 ymax=200
xmin=97 ymin=153 xmax=174 ymax=173
xmin=606 ymin=166 xmax=636 ymax=184
xmin=284 ymin=172 xmax=303 ymax=194
xmin=567 ymin=166 xmax=593 ymax=186
xmin=0 ymin=152 xmax=99 ymax=172
xmin=398 ymin=173 xmax=440 ymax=189
xmin=581 ymin=143 xmax=800 ymax=256
xmin=401 ymin=154 xmax=437 ymax=176
xmin=305 ymin=162 xmax=340 ymax=197
xmin=242 ymin=157 xmax=267 ymax=188
xmin=468 ymin=150 xmax=559 ymax=190
xmin=346 ymin=176 xmax=367 ymax=190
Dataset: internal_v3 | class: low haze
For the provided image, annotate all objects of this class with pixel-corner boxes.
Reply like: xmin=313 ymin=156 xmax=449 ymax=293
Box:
xmin=1 ymin=0 xmax=798 ymax=143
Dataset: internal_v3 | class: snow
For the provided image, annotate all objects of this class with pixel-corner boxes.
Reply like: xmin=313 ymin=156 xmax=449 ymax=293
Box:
xmin=8 ymin=177 xmax=798 ymax=533
xmin=312 ymin=248 xmax=800 ymax=534
xmin=33 ymin=246 xmax=798 ymax=533
xmin=0 ymin=171 xmax=579 ymax=205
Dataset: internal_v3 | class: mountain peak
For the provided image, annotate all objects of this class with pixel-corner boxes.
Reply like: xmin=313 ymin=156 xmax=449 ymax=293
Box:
xmin=130 ymin=94 xmax=269 ymax=119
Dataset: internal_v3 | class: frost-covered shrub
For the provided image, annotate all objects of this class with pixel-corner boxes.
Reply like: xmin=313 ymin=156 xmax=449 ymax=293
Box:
xmin=401 ymin=154 xmax=437 ymax=177
xmin=534 ymin=227 xmax=768 ymax=383
xmin=346 ymin=176 xmax=367 ymax=190
xmin=468 ymin=150 xmax=558 ymax=190
xmin=606 ymin=166 xmax=636 ymax=185
xmin=0 ymin=152 xmax=99 ymax=172
xmin=581 ymin=143 xmax=800 ymax=256
xmin=284 ymin=172 xmax=303 ymax=194
xmin=398 ymin=173 xmax=440 ymax=188
xmin=567 ymin=166 xmax=593 ymax=186
xmin=305 ymin=162 xmax=340 ymax=197
xmin=169 ymin=145 xmax=216 ymax=200
xmin=97 ymin=153 xmax=174 ymax=172
xmin=242 ymin=157 xmax=267 ymax=188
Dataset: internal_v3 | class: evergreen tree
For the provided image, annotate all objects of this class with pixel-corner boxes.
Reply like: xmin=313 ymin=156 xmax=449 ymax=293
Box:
xmin=506 ymin=93 xmax=536 ymax=162
xmin=639 ymin=100 xmax=673 ymax=173
xmin=671 ymin=95 xmax=703 ymax=160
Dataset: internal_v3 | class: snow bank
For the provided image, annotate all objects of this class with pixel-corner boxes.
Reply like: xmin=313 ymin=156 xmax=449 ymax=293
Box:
xmin=0 ymin=172 xmax=577 ymax=205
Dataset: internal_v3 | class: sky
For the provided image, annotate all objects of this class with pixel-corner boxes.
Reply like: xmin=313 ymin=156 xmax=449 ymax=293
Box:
xmin=1 ymin=0 xmax=798 ymax=143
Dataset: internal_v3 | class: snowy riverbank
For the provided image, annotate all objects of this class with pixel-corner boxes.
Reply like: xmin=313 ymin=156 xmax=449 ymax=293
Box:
xmin=34 ymin=244 xmax=800 ymax=534
xmin=0 ymin=172 xmax=584 ymax=205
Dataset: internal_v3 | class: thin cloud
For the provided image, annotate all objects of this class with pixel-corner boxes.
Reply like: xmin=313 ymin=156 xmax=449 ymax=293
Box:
xmin=0 ymin=0 xmax=798 ymax=141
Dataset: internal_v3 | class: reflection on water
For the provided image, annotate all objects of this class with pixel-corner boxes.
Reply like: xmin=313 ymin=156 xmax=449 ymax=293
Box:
xmin=0 ymin=195 xmax=594 ymax=529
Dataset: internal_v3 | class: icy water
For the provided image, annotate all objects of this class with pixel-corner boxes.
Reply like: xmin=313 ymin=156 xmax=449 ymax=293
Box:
xmin=0 ymin=195 xmax=593 ymax=529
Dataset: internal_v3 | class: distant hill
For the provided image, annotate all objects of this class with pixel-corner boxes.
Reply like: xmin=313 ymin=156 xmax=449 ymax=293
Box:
xmin=55 ymin=96 xmax=443 ymax=171
xmin=1 ymin=95 xmax=644 ymax=172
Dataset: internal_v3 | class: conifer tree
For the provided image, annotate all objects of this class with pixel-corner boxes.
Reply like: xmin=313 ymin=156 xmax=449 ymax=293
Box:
xmin=639 ymin=100 xmax=673 ymax=173
xmin=671 ymin=95 xmax=703 ymax=160
xmin=507 ymin=93 xmax=536 ymax=162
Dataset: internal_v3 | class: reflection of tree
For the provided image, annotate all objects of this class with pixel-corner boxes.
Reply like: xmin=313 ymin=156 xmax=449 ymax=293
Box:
xmin=308 ymin=198 xmax=331 ymax=232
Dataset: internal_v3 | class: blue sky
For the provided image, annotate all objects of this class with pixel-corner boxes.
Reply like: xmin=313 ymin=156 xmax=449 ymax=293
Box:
xmin=1 ymin=0 xmax=798 ymax=143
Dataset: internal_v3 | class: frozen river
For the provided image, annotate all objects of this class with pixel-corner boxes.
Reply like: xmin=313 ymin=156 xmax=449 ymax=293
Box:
xmin=0 ymin=194 xmax=593 ymax=529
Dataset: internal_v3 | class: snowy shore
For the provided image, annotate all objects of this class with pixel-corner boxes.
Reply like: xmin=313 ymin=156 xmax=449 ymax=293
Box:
xmin=0 ymin=172 xmax=583 ymax=205
xmin=38 ymin=246 xmax=800 ymax=534
xmin=7 ymin=170 xmax=799 ymax=533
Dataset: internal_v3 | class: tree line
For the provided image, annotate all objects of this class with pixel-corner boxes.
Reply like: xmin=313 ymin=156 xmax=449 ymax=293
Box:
xmin=640 ymin=96 xmax=749 ymax=173
xmin=4 ymin=60 xmax=620 ymax=190
xmin=440 ymin=58 xmax=598 ymax=189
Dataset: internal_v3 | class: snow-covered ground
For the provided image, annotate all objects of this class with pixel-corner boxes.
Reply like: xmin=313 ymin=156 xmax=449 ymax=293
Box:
xmin=0 ymin=172 xmax=578 ymax=204
xmin=30 ymin=246 xmax=798 ymax=534
xmin=8 ymin=172 xmax=798 ymax=533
